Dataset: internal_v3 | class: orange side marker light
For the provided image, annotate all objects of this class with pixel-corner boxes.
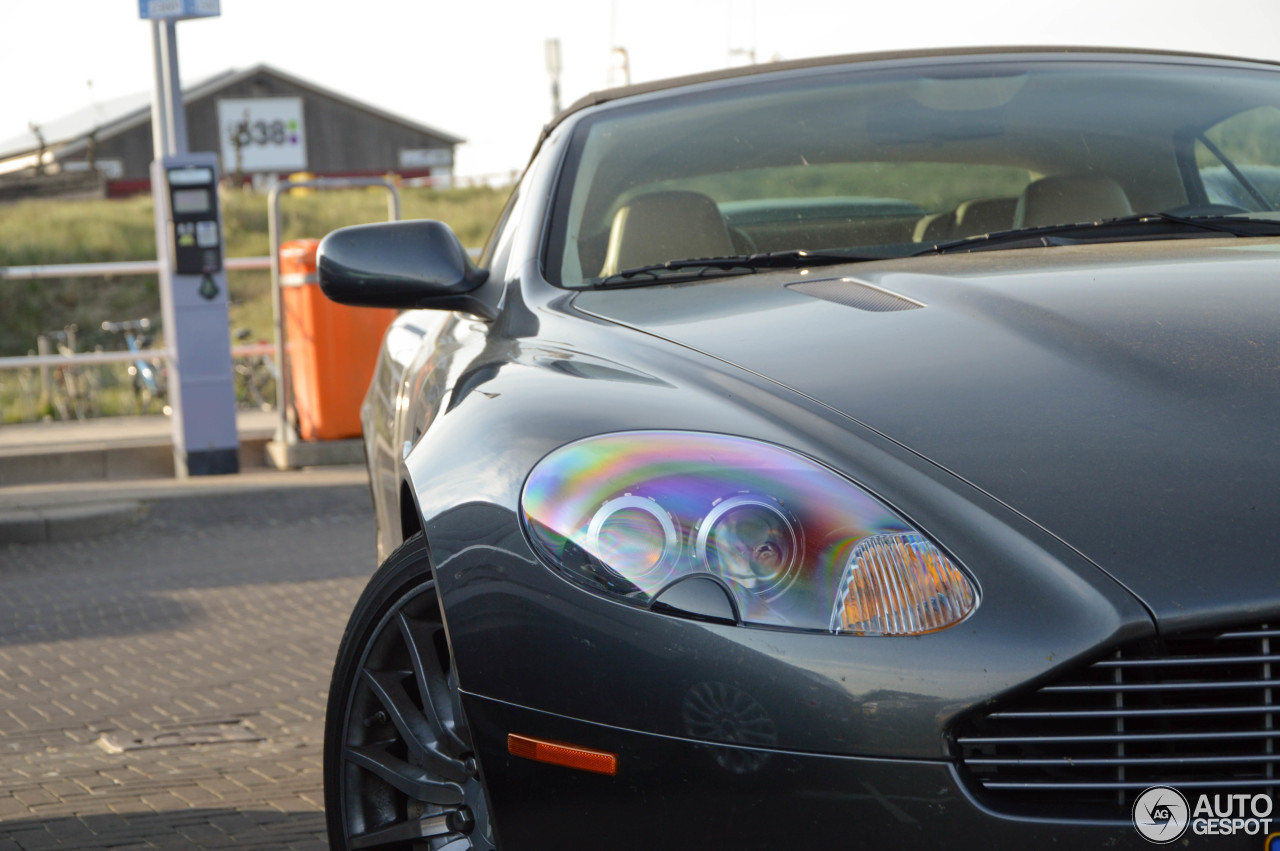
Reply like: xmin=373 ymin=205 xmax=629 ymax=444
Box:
xmin=507 ymin=733 xmax=618 ymax=776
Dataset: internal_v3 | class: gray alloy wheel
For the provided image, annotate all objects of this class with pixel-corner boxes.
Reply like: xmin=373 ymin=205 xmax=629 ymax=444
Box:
xmin=325 ymin=534 xmax=495 ymax=850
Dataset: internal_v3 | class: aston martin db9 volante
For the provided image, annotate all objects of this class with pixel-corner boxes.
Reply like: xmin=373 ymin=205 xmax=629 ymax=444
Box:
xmin=317 ymin=47 xmax=1280 ymax=849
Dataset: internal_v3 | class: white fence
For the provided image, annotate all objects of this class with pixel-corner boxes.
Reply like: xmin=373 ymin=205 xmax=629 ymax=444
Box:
xmin=0 ymin=256 xmax=272 ymax=369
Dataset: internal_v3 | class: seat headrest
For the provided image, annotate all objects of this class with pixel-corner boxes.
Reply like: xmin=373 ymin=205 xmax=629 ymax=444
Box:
xmin=953 ymin=197 xmax=1018 ymax=237
xmin=599 ymin=191 xmax=734 ymax=277
xmin=914 ymin=211 xmax=954 ymax=243
xmin=1014 ymin=175 xmax=1133 ymax=228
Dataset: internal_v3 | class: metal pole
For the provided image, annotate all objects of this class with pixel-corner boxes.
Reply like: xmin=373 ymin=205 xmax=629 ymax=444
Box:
xmin=545 ymin=38 xmax=562 ymax=118
xmin=149 ymin=21 xmax=170 ymax=158
xmin=268 ymin=183 xmax=288 ymax=444
xmin=36 ymin=334 xmax=51 ymax=409
xmin=142 ymin=3 xmax=233 ymax=477
xmin=160 ymin=21 xmax=188 ymax=154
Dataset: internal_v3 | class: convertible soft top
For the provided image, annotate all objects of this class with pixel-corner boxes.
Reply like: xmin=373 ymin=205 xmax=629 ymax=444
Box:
xmin=537 ymin=44 xmax=1280 ymax=151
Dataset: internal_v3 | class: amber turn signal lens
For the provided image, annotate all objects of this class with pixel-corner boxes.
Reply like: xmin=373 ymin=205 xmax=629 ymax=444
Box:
xmin=507 ymin=733 xmax=618 ymax=776
xmin=833 ymin=532 xmax=977 ymax=635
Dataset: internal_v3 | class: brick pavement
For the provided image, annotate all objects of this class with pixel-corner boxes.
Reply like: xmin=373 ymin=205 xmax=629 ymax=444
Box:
xmin=0 ymin=483 xmax=377 ymax=849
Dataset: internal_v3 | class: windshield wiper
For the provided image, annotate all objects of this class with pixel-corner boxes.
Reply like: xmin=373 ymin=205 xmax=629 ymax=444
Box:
xmin=592 ymin=248 xmax=882 ymax=288
xmin=921 ymin=212 xmax=1280 ymax=256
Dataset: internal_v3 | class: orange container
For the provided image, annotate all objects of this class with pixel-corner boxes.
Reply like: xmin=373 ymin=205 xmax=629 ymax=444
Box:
xmin=281 ymin=239 xmax=397 ymax=442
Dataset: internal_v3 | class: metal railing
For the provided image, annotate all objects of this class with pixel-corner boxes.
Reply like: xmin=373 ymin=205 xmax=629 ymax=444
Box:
xmin=0 ymin=255 xmax=270 ymax=282
xmin=3 ymin=179 xmax=434 ymax=444
xmin=3 ymin=178 xmax=401 ymax=443
xmin=0 ymin=257 xmax=272 ymax=370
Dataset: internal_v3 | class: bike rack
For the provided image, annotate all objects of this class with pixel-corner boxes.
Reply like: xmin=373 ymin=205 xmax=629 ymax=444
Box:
xmin=266 ymin=177 xmax=401 ymax=462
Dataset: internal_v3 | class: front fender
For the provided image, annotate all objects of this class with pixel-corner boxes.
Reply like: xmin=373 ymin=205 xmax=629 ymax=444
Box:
xmin=400 ymin=323 xmax=1150 ymax=760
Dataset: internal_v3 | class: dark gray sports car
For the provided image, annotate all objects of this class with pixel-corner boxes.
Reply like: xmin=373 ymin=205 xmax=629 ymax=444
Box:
xmin=317 ymin=47 xmax=1280 ymax=849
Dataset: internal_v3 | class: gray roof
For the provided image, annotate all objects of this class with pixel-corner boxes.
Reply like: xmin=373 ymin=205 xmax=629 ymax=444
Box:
xmin=545 ymin=44 xmax=1280 ymax=139
xmin=0 ymin=63 xmax=464 ymax=162
xmin=0 ymin=92 xmax=153 ymax=159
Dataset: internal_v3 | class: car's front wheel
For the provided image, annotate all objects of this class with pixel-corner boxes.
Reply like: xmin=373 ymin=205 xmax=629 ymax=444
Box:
xmin=324 ymin=533 xmax=495 ymax=850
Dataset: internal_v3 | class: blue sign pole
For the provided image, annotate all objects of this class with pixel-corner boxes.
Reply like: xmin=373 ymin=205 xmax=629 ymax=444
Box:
xmin=138 ymin=0 xmax=221 ymax=20
xmin=142 ymin=1 xmax=237 ymax=476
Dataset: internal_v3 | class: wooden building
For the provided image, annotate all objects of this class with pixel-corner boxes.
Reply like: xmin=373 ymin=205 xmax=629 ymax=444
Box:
xmin=0 ymin=64 xmax=463 ymax=198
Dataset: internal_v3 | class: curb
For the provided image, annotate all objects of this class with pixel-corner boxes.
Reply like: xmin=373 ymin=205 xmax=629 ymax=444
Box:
xmin=0 ymin=500 xmax=143 ymax=544
xmin=0 ymin=435 xmax=272 ymax=488
xmin=265 ymin=437 xmax=364 ymax=469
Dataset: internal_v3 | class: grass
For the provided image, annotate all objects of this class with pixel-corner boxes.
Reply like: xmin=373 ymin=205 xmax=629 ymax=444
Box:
xmin=0 ymin=184 xmax=511 ymax=423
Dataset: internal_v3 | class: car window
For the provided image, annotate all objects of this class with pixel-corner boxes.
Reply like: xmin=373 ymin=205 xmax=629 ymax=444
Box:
xmin=642 ymin=162 xmax=1032 ymax=211
xmin=1197 ymin=106 xmax=1280 ymax=211
xmin=478 ymin=183 xmax=521 ymax=274
xmin=546 ymin=60 xmax=1280 ymax=287
xmin=624 ymin=163 xmax=1033 ymax=255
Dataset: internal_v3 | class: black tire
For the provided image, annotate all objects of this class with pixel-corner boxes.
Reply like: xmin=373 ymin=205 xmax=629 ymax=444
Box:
xmin=325 ymin=533 xmax=496 ymax=850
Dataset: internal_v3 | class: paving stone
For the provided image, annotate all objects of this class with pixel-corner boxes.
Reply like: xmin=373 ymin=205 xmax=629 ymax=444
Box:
xmin=0 ymin=483 xmax=373 ymax=848
xmin=0 ymin=831 xmax=55 ymax=851
xmin=0 ymin=796 xmax=31 ymax=819
xmin=12 ymin=788 xmax=58 ymax=808
xmin=33 ymin=818 xmax=95 ymax=842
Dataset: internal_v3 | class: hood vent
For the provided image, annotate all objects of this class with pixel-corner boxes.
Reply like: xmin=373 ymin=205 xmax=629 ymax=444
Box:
xmin=786 ymin=277 xmax=925 ymax=312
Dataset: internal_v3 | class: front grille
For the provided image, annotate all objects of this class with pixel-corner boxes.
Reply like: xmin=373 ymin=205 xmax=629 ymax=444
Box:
xmin=955 ymin=623 xmax=1280 ymax=820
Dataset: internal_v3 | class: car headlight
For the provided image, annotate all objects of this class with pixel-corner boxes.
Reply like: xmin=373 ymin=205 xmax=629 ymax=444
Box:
xmin=521 ymin=431 xmax=978 ymax=635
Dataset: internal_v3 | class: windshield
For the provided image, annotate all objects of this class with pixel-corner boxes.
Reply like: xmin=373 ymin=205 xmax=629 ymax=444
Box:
xmin=546 ymin=56 xmax=1280 ymax=287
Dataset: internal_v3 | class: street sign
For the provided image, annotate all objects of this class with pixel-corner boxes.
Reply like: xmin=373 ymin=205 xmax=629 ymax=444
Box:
xmin=138 ymin=0 xmax=220 ymax=20
xmin=218 ymin=98 xmax=308 ymax=172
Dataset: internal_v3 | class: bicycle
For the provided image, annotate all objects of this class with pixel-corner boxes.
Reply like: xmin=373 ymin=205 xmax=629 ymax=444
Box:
xmin=101 ymin=318 xmax=169 ymax=415
xmin=233 ymin=327 xmax=277 ymax=411
xmin=36 ymin=325 xmax=98 ymax=421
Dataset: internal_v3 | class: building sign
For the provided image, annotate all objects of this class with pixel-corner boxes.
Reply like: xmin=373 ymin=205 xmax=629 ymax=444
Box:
xmin=63 ymin=159 xmax=125 ymax=179
xmin=138 ymin=0 xmax=220 ymax=19
xmin=398 ymin=148 xmax=453 ymax=169
xmin=217 ymin=98 xmax=307 ymax=173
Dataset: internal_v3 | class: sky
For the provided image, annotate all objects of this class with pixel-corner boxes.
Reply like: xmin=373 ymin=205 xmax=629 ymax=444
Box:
xmin=3 ymin=0 xmax=1280 ymax=179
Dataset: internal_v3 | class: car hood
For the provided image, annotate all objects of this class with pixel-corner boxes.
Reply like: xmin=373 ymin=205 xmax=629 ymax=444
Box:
xmin=572 ymin=239 xmax=1280 ymax=627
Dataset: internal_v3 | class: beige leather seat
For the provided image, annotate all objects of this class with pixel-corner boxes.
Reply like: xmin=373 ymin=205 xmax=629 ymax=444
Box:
xmin=1014 ymin=175 xmax=1133 ymax=228
xmin=914 ymin=197 xmax=1018 ymax=243
xmin=913 ymin=211 xmax=954 ymax=243
xmin=952 ymin=197 xmax=1019 ymax=237
xmin=599 ymin=190 xmax=735 ymax=277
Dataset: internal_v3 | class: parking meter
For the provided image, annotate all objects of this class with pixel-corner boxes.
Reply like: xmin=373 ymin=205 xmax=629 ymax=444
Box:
xmin=151 ymin=152 xmax=239 ymax=476
xmin=165 ymin=163 xmax=223 ymax=277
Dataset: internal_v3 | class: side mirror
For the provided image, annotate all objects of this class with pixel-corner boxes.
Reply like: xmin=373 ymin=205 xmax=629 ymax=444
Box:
xmin=317 ymin=219 xmax=499 ymax=320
